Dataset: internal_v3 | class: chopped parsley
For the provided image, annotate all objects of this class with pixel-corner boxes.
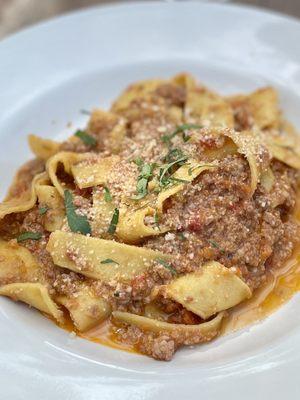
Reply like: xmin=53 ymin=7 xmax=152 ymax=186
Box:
xmin=103 ymin=186 xmax=112 ymax=202
xmin=17 ymin=232 xmax=42 ymax=243
xmin=74 ymin=130 xmax=97 ymax=147
xmin=208 ymin=239 xmax=226 ymax=254
xmin=64 ymin=190 xmax=91 ymax=235
xmin=38 ymin=206 xmax=49 ymax=215
xmin=156 ymin=258 xmax=177 ymax=276
xmin=178 ymin=232 xmax=187 ymax=241
xmin=132 ymin=162 xmax=155 ymax=200
xmin=158 ymin=152 xmax=188 ymax=188
xmin=188 ymin=163 xmax=215 ymax=176
xmin=154 ymin=211 xmax=160 ymax=230
xmin=163 ymin=148 xmax=185 ymax=164
xmin=132 ymin=157 xmax=144 ymax=167
xmin=161 ymin=124 xmax=202 ymax=144
xmin=107 ymin=208 xmax=119 ymax=234
xmin=100 ymin=259 xmax=119 ymax=265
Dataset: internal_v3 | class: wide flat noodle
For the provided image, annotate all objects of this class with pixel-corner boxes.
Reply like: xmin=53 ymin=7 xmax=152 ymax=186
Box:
xmin=28 ymin=134 xmax=61 ymax=160
xmin=47 ymin=231 xmax=169 ymax=282
xmin=222 ymin=129 xmax=270 ymax=194
xmin=264 ymin=126 xmax=300 ymax=169
xmin=0 ymin=240 xmax=39 ymax=284
xmin=184 ymin=86 xmax=234 ymax=128
xmin=0 ymin=282 xmax=63 ymax=322
xmin=247 ymin=87 xmax=279 ymax=130
xmin=46 ymin=151 xmax=87 ymax=195
xmin=117 ymin=160 xmax=216 ymax=242
xmin=260 ymin=167 xmax=275 ymax=193
xmin=156 ymin=160 xmax=216 ymax=213
xmin=113 ymin=311 xmax=224 ymax=344
xmin=56 ymin=286 xmax=111 ymax=332
xmin=90 ymin=190 xmax=116 ymax=237
xmin=172 ymin=73 xmax=197 ymax=91
xmin=71 ymin=155 xmax=120 ymax=189
xmin=144 ymin=303 xmax=169 ymax=321
xmin=117 ymin=205 xmax=165 ymax=243
xmin=163 ymin=261 xmax=252 ymax=320
xmin=36 ymin=183 xmax=65 ymax=231
xmin=87 ymin=109 xmax=127 ymax=153
xmin=111 ymin=77 xmax=183 ymax=125
xmin=227 ymin=87 xmax=279 ymax=130
xmin=0 ymin=172 xmax=48 ymax=219
xmin=111 ymin=79 xmax=165 ymax=113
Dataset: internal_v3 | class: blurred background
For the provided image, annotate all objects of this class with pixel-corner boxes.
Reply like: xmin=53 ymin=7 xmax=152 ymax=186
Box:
xmin=0 ymin=0 xmax=299 ymax=40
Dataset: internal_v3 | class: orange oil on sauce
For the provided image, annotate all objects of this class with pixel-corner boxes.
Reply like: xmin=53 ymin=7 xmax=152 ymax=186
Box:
xmin=223 ymin=202 xmax=300 ymax=333
xmin=56 ymin=310 xmax=136 ymax=353
xmin=223 ymin=254 xmax=300 ymax=333
xmin=81 ymin=320 xmax=136 ymax=353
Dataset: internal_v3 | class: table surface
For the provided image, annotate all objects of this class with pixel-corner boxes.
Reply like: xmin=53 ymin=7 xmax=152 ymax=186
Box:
xmin=0 ymin=0 xmax=299 ymax=40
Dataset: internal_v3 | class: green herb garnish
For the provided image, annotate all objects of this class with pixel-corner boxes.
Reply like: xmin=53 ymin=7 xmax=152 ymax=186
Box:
xmin=132 ymin=157 xmax=144 ymax=167
xmin=74 ymin=130 xmax=97 ymax=147
xmin=107 ymin=208 xmax=119 ymax=234
xmin=17 ymin=232 xmax=42 ymax=243
xmin=156 ymin=258 xmax=177 ymax=275
xmin=178 ymin=232 xmax=187 ymax=241
xmin=38 ymin=206 xmax=49 ymax=215
xmin=158 ymin=154 xmax=188 ymax=188
xmin=168 ymin=177 xmax=190 ymax=184
xmin=154 ymin=211 xmax=160 ymax=230
xmin=208 ymin=239 xmax=226 ymax=254
xmin=188 ymin=164 xmax=215 ymax=176
xmin=132 ymin=163 xmax=155 ymax=200
xmin=163 ymin=148 xmax=185 ymax=164
xmin=103 ymin=186 xmax=112 ymax=202
xmin=162 ymin=124 xmax=202 ymax=144
xmin=64 ymin=190 xmax=91 ymax=235
xmin=100 ymin=259 xmax=119 ymax=265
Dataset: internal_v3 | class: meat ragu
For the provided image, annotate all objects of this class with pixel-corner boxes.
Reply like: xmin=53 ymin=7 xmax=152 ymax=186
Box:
xmin=0 ymin=73 xmax=300 ymax=361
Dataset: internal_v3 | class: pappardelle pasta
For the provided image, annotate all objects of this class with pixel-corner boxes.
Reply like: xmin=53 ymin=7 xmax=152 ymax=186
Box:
xmin=0 ymin=74 xmax=300 ymax=360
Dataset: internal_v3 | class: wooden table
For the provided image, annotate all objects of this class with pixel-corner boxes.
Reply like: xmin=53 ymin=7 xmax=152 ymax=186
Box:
xmin=0 ymin=0 xmax=299 ymax=39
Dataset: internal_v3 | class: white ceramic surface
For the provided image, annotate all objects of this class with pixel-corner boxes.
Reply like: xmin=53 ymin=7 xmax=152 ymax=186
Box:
xmin=0 ymin=2 xmax=300 ymax=399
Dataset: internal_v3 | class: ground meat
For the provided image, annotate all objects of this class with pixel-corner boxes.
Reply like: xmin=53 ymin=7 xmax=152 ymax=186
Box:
xmin=60 ymin=138 xmax=90 ymax=154
xmin=119 ymin=115 xmax=179 ymax=164
xmin=60 ymin=111 xmax=126 ymax=154
xmin=15 ymin=207 xmax=61 ymax=286
xmin=141 ymin=334 xmax=176 ymax=361
xmin=2 ymin=76 xmax=300 ymax=361
xmin=0 ymin=212 xmax=24 ymax=240
xmin=229 ymin=96 xmax=254 ymax=131
xmin=113 ymin=324 xmax=176 ymax=361
xmin=6 ymin=158 xmax=45 ymax=199
xmin=146 ymin=155 xmax=300 ymax=289
xmin=155 ymin=83 xmax=186 ymax=107
xmin=91 ymin=264 xmax=174 ymax=315
xmin=53 ymin=272 xmax=85 ymax=296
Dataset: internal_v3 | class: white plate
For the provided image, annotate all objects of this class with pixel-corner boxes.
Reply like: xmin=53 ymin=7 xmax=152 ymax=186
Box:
xmin=0 ymin=2 xmax=300 ymax=398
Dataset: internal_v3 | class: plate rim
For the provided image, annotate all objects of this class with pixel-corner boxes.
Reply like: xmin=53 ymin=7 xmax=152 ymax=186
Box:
xmin=2 ymin=0 xmax=300 ymax=46
xmin=1 ymin=1 xmax=300 ymax=398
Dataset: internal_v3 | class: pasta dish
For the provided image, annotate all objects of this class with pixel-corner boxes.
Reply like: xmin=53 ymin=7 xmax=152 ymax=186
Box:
xmin=0 ymin=74 xmax=299 ymax=360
